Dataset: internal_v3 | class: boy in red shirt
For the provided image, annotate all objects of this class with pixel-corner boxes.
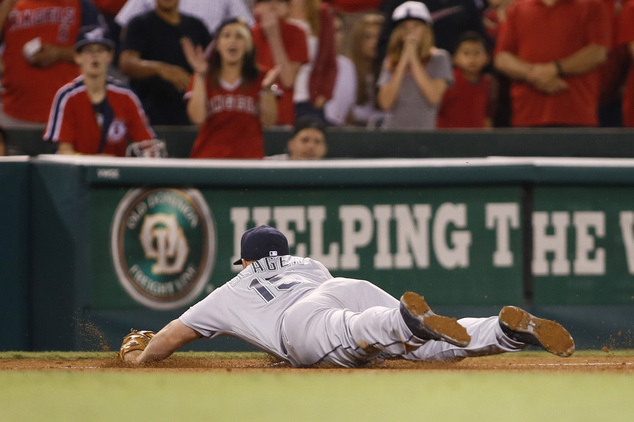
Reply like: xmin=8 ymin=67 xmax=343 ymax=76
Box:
xmin=44 ymin=26 xmax=155 ymax=156
xmin=437 ymin=31 xmax=495 ymax=128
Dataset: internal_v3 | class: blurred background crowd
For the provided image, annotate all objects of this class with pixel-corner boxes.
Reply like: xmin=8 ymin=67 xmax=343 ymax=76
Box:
xmin=0 ymin=0 xmax=632 ymax=159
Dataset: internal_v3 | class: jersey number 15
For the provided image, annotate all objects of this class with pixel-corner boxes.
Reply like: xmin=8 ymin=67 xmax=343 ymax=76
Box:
xmin=248 ymin=274 xmax=302 ymax=303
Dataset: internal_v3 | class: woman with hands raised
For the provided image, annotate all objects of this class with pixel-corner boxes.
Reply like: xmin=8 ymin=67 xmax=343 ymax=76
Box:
xmin=182 ymin=18 xmax=280 ymax=159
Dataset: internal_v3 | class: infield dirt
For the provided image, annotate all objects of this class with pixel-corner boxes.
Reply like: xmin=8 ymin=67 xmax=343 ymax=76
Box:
xmin=1 ymin=352 xmax=632 ymax=373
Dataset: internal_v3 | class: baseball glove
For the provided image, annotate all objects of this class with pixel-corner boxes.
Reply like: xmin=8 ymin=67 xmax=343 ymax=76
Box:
xmin=118 ymin=329 xmax=156 ymax=362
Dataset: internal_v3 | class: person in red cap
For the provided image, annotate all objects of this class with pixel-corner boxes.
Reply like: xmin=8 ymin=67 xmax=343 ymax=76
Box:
xmin=119 ymin=225 xmax=576 ymax=368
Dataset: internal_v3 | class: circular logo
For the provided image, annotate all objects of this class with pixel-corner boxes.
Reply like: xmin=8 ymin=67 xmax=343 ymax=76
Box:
xmin=111 ymin=188 xmax=216 ymax=310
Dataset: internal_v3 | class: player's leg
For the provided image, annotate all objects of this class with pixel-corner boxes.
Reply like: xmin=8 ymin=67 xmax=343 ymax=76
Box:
xmin=401 ymin=306 xmax=575 ymax=361
xmin=281 ymin=279 xmax=469 ymax=367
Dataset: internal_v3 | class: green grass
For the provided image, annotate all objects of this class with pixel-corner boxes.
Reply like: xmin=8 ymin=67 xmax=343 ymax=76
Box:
xmin=0 ymin=351 xmax=632 ymax=422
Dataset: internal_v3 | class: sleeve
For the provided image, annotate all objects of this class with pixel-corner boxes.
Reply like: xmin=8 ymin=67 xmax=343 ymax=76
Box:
xmin=43 ymin=89 xmax=75 ymax=145
xmin=434 ymin=49 xmax=455 ymax=85
xmin=585 ymin=0 xmax=611 ymax=48
xmin=309 ymin=3 xmax=338 ymax=104
xmin=192 ymin=17 xmax=212 ymax=48
xmin=125 ymin=91 xmax=156 ymax=141
xmin=120 ymin=14 xmax=146 ymax=52
xmin=80 ymin=0 xmax=102 ymax=27
xmin=324 ymin=57 xmax=358 ymax=125
xmin=285 ymin=23 xmax=310 ymax=65
xmin=114 ymin=0 xmax=153 ymax=27
xmin=618 ymin=1 xmax=634 ymax=45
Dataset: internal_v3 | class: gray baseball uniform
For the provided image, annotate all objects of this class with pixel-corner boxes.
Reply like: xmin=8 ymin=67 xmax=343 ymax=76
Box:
xmin=179 ymin=255 xmax=525 ymax=367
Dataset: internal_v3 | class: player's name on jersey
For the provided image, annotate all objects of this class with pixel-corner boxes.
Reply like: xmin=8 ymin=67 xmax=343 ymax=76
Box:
xmin=230 ymin=204 xmax=634 ymax=277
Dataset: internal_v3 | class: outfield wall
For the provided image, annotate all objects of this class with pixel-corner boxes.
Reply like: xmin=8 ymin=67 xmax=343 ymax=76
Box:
xmin=6 ymin=126 xmax=634 ymax=159
xmin=2 ymin=155 xmax=634 ymax=352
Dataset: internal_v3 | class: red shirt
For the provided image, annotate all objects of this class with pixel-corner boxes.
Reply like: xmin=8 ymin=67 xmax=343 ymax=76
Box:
xmin=252 ymin=20 xmax=309 ymax=126
xmin=186 ymin=75 xmax=265 ymax=159
xmin=437 ymin=68 xmax=491 ymax=128
xmin=495 ymin=0 xmax=611 ymax=127
xmin=1 ymin=0 xmax=84 ymax=122
xmin=619 ymin=0 xmax=634 ymax=127
xmin=44 ymin=76 xmax=155 ymax=156
xmin=328 ymin=0 xmax=383 ymax=13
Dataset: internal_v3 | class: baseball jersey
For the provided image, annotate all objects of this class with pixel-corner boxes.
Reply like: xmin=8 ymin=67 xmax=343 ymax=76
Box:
xmin=495 ymin=0 xmax=611 ymax=127
xmin=252 ymin=20 xmax=309 ymax=126
xmin=437 ymin=68 xmax=492 ymax=128
xmin=185 ymin=75 xmax=266 ymax=159
xmin=619 ymin=0 xmax=634 ymax=127
xmin=1 ymin=0 xmax=100 ymax=122
xmin=179 ymin=256 xmax=333 ymax=361
xmin=44 ymin=76 xmax=156 ymax=156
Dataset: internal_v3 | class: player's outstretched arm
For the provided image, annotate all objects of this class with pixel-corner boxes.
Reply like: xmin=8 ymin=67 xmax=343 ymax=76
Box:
xmin=129 ymin=319 xmax=201 ymax=365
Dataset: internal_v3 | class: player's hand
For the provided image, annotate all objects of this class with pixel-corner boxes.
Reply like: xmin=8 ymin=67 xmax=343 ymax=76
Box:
xmin=158 ymin=64 xmax=191 ymax=91
xmin=29 ymin=44 xmax=62 ymax=68
xmin=180 ymin=37 xmax=208 ymax=75
xmin=122 ymin=350 xmax=142 ymax=363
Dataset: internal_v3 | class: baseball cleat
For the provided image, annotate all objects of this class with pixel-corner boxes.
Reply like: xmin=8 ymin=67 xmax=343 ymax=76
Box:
xmin=399 ymin=292 xmax=471 ymax=347
xmin=499 ymin=306 xmax=575 ymax=357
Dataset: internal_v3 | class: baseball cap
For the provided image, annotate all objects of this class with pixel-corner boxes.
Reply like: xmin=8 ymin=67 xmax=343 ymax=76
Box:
xmin=75 ymin=26 xmax=116 ymax=52
xmin=233 ymin=225 xmax=290 ymax=265
xmin=392 ymin=1 xmax=433 ymax=25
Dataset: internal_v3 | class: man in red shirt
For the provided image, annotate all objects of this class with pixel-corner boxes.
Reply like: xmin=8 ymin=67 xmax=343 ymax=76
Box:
xmin=619 ymin=0 xmax=634 ymax=127
xmin=44 ymin=26 xmax=155 ymax=156
xmin=494 ymin=0 xmax=611 ymax=127
xmin=252 ymin=0 xmax=308 ymax=126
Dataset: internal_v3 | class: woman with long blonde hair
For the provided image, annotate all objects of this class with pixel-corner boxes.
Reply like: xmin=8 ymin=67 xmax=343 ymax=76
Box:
xmin=377 ymin=2 xmax=453 ymax=129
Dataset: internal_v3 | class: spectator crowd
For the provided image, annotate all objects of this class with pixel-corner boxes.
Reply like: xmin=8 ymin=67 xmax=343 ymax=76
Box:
xmin=0 ymin=0 xmax=632 ymax=159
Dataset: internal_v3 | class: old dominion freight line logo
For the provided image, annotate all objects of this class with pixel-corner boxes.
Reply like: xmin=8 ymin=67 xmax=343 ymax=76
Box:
xmin=111 ymin=188 xmax=216 ymax=310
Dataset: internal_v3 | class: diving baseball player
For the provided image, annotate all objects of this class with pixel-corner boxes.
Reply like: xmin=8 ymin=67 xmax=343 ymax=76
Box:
xmin=119 ymin=225 xmax=575 ymax=367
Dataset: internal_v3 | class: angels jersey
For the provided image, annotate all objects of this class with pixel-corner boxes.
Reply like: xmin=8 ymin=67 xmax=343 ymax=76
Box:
xmin=186 ymin=75 xmax=265 ymax=159
xmin=44 ymin=75 xmax=155 ymax=156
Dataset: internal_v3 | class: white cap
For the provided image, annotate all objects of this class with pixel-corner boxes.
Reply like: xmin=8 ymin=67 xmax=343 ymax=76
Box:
xmin=392 ymin=1 xmax=433 ymax=25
